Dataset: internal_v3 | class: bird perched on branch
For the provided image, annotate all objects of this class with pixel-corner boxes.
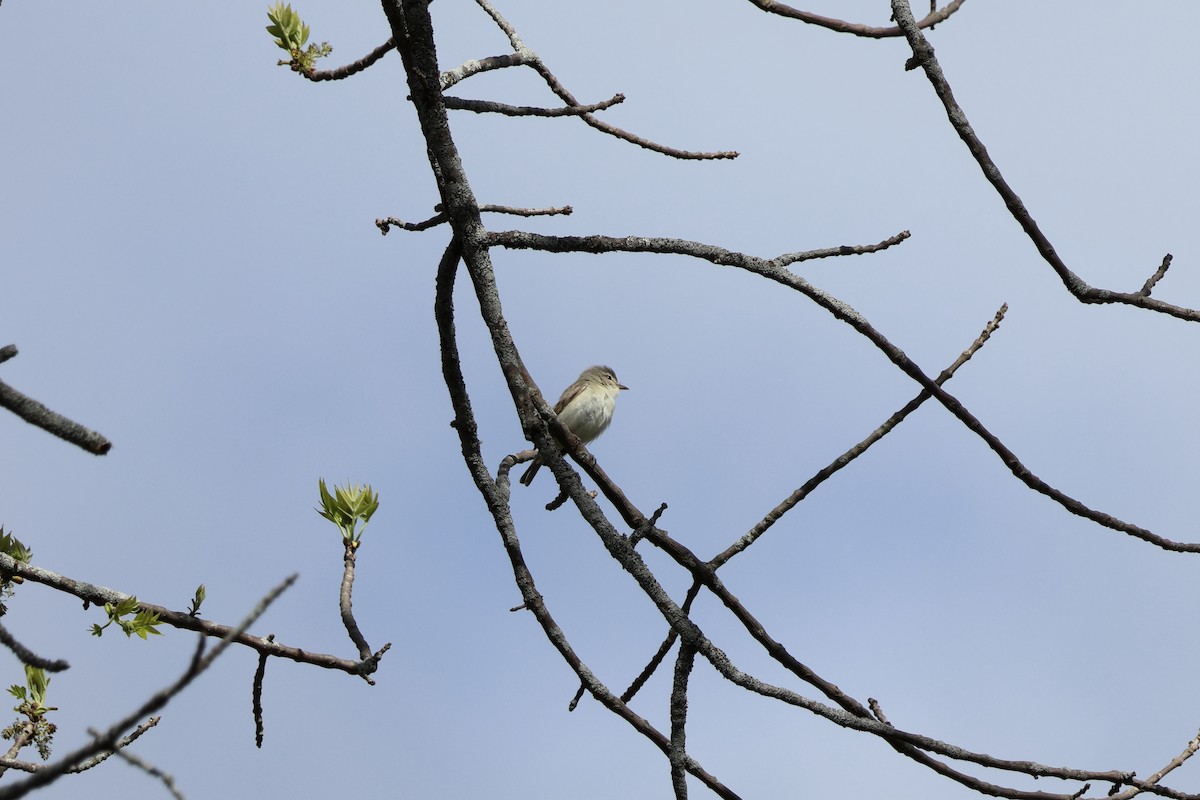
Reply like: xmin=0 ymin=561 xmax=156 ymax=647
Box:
xmin=519 ymin=365 xmax=628 ymax=486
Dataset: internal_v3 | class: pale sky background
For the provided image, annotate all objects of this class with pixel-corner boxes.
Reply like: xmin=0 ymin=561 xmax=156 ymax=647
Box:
xmin=4 ymin=1 xmax=1200 ymax=798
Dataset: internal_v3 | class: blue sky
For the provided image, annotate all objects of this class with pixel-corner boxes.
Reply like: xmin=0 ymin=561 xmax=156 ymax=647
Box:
xmin=4 ymin=1 xmax=1200 ymax=797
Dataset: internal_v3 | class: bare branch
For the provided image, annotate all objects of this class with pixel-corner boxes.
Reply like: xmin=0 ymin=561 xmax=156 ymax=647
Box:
xmin=669 ymin=641 xmax=696 ymax=800
xmin=712 ymin=302 xmax=1008 ymax=567
xmin=339 ymin=541 xmax=373 ymax=660
xmin=459 ymin=0 xmax=738 ymax=160
xmin=303 ymin=39 xmax=394 ymax=82
xmin=0 ymin=552 xmax=387 ymax=681
xmin=890 ymin=0 xmax=1200 ymax=322
xmin=0 ymin=623 xmax=69 ymax=672
xmin=377 ymin=204 xmax=572 ymax=234
xmin=443 ymin=93 xmax=625 ymax=117
xmin=775 ymin=229 xmax=910 ymax=267
xmin=744 ymin=0 xmax=966 ymax=38
xmin=441 ymin=53 xmax=535 ymax=91
xmin=526 ymin=60 xmax=739 ymax=160
xmin=1139 ymin=254 xmax=1173 ymax=297
xmin=252 ymin=634 xmax=272 ymax=749
xmin=0 ymin=346 xmax=112 ymax=455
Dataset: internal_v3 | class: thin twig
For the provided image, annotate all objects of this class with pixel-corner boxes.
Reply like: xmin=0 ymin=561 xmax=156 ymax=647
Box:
xmin=444 ymin=93 xmax=624 ymax=117
xmin=465 ymin=0 xmax=738 ymax=160
xmin=303 ymin=39 xmax=393 ymax=81
xmin=0 ymin=552 xmax=387 ymax=681
xmin=377 ymin=204 xmax=572 ymax=234
xmin=252 ymin=634 xmax=273 ymax=748
xmin=1139 ymin=254 xmax=1173 ymax=297
xmin=743 ymin=0 xmax=966 ymax=38
xmin=775 ymin=230 xmax=910 ymax=267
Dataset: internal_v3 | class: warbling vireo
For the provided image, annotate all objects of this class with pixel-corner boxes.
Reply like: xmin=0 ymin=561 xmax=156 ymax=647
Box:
xmin=519 ymin=365 xmax=628 ymax=486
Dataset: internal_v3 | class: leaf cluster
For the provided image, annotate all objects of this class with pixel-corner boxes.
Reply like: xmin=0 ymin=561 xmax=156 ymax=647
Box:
xmin=90 ymin=597 xmax=163 ymax=640
xmin=266 ymin=3 xmax=331 ymax=75
xmin=316 ymin=479 xmax=379 ymax=545
xmin=5 ymin=666 xmax=57 ymax=760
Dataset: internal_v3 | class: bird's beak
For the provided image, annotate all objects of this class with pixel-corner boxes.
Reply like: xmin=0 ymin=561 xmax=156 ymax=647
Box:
xmin=619 ymin=383 xmax=629 ymax=391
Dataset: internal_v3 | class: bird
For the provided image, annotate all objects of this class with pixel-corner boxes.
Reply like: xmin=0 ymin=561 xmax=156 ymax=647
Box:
xmin=519 ymin=365 xmax=628 ymax=486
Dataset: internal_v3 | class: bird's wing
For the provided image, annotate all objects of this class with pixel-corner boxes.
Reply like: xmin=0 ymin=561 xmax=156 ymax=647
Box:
xmin=553 ymin=381 xmax=586 ymax=414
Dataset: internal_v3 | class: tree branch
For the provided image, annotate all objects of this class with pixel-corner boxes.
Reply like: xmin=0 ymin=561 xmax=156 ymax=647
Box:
xmin=303 ymin=38 xmax=394 ymax=81
xmin=0 ymin=553 xmax=387 ymax=681
xmin=744 ymin=0 xmax=966 ymax=38
xmin=890 ymin=0 xmax=1200 ymax=322
xmin=0 ymin=346 xmax=112 ymax=455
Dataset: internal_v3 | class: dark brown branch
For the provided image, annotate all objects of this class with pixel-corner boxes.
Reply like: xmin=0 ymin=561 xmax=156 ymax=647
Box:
xmin=775 ymin=230 xmax=910 ymax=266
xmin=468 ymin=0 xmax=737 ymax=160
xmin=0 ymin=622 xmax=69 ymax=672
xmin=444 ymin=93 xmax=625 ymax=117
xmin=890 ymin=0 xmax=1200 ymax=323
xmin=744 ymin=0 xmax=966 ymax=38
xmin=629 ymin=502 xmax=669 ymax=547
xmin=0 ymin=346 xmax=112 ymax=455
xmin=0 ymin=552 xmax=387 ymax=682
xmin=527 ymin=60 xmax=739 ymax=160
xmin=868 ymin=698 xmax=891 ymax=726
xmin=489 ymin=230 xmax=1200 ymax=554
xmin=1139 ymin=254 xmax=1173 ymax=297
xmin=339 ymin=541 xmax=373 ymax=660
xmin=377 ymin=204 xmax=572 ymax=234
xmin=621 ymin=580 xmax=701 ymax=703
xmin=712 ymin=302 xmax=1008 ymax=567
xmin=252 ymin=635 xmax=272 ymax=749
xmin=303 ymin=38 xmax=394 ymax=81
